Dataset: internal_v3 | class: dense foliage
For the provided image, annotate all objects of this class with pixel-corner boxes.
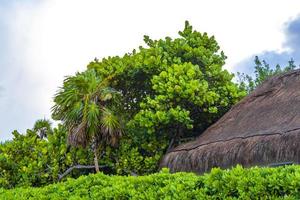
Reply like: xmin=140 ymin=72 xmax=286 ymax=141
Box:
xmin=89 ymin=21 xmax=245 ymax=138
xmin=1 ymin=165 xmax=300 ymax=199
xmin=1 ymin=21 xmax=299 ymax=191
xmin=86 ymin=21 xmax=245 ymax=169
xmin=0 ymin=124 xmax=94 ymax=188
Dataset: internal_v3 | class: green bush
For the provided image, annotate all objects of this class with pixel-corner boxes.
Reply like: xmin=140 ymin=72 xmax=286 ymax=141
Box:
xmin=1 ymin=165 xmax=300 ymax=199
xmin=0 ymin=125 xmax=94 ymax=189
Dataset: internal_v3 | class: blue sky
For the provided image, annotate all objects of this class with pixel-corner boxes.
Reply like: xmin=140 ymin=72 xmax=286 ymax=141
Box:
xmin=1 ymin=0 xmax=300 ymax=141
xmin=235 ymin=15 xmax=300 ymax=74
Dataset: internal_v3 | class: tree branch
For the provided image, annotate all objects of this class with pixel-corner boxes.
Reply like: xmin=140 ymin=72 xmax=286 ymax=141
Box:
xmin=58 ymin=164 xmax=107 ymax=181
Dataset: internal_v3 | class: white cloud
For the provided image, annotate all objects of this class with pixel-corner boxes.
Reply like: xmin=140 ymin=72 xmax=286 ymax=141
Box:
xmin=1 ymin=0 xmax=300 ymax=140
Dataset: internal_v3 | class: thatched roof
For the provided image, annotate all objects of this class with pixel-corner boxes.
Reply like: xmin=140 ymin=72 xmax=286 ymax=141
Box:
xmin=161 ymin=69 xmax=300 ymax=173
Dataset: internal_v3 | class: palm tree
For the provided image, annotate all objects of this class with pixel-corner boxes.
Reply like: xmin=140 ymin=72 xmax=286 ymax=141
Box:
xmin=33 ymin=118 xmax=52 ymax=139
xmin=52 ymin=69 xmax=122 ymax=172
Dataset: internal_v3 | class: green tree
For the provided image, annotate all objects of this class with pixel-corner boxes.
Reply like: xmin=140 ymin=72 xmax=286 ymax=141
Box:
xmin=33 ymin=119 xmax=53 ymax=139
xmin=0 ymin=129 xmax=50 ymax=188
xmin=52 ymin=69 xmax=122 ymax=172
xmin=89 ymin=21 xmax=245 ymax=152
xmin=237 ymin=56 xmax=298 ymax=92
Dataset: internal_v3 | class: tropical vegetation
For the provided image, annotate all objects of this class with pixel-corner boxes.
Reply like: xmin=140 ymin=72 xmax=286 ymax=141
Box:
xmin=1 ymin=165 xmax=300 ymax=199
xmin=0 ymin=21 xmax=299 ymax=198
xmin=52 ymin=69 xmax=122 ymax=173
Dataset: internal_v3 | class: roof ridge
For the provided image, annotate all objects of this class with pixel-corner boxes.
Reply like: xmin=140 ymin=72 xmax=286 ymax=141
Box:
xmin=170 ymin=127 xmax=300 ymax=153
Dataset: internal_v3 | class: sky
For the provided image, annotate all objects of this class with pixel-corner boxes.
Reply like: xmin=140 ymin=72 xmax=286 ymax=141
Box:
xmin=1 ymin=0 xmax=300 ymax=141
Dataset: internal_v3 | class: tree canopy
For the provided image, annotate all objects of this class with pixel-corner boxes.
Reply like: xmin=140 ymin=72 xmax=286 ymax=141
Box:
xmin=238 ymin=56 xmax=298 ymax=92
xmin=88 ymin=21 xmax=246 ymax=151
xmin=52 ymin=69 xmax=122 ymax=172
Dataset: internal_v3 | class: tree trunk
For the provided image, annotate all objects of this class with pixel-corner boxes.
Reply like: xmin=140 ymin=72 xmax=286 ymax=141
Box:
xmin=166 ymin=137 xmax=175 ymax=153
xmin=94 ymin=147 xmax=100 ymax=173
xmin=166 ymin=125 xmax=182 ymax=153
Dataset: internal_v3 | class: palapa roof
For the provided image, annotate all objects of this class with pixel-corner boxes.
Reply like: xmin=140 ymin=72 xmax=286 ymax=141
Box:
xmin=161 ymin=69 xmax=300 ymax=173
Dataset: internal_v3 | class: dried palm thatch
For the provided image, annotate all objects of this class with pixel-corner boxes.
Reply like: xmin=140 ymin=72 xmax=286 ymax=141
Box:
xmin=161 ymin=69 xmax=300 ymax=173
xmin=68 ymin=122 xmax=89 ymax=147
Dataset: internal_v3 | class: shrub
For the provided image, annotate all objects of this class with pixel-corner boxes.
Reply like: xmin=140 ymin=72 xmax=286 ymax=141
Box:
xmin=1 ymin=165 xmax=300 ymax=199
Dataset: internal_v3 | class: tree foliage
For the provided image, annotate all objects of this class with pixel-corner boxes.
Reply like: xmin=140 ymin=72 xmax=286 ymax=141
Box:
xmin=0 ymin=123 xmax=93 ymax=188
xmin=33 ymin=119 xmax=52 ymax=139
xmin=88 ymin=21 xmax=245 ymax=151
xmin=52 ymin=69 xmax=123 ymax=172
xmin=238 ymin=56 xmax=298 ymax=92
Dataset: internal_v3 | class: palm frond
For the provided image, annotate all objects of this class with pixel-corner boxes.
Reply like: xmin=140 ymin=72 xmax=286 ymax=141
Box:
xmin=52 ymin=68 xmax=122 ymax=148
xmin=87 ymin=102 xmax=100 ymax=136
xmin=33 ymin=118 xmax=52 ymax=139
xmin=100 ymin=108 xmax=123 ymax=146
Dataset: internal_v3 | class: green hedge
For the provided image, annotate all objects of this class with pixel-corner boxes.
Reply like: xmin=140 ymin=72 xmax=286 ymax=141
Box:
xmin=1 ymin=165 xmax=300 ymax=199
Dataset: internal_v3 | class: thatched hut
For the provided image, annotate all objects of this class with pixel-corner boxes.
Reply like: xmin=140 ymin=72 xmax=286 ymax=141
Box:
xmin=161 ymin=69 xmax=300 ymax=173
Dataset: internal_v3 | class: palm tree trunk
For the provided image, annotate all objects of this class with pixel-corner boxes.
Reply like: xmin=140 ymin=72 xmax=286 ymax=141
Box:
xmin=94 ymin=148 xmax=100 ymax=173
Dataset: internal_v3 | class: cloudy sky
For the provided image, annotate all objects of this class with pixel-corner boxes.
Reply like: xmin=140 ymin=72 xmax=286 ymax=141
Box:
xmin=1 ymin=0 xmax=300 ymax=141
